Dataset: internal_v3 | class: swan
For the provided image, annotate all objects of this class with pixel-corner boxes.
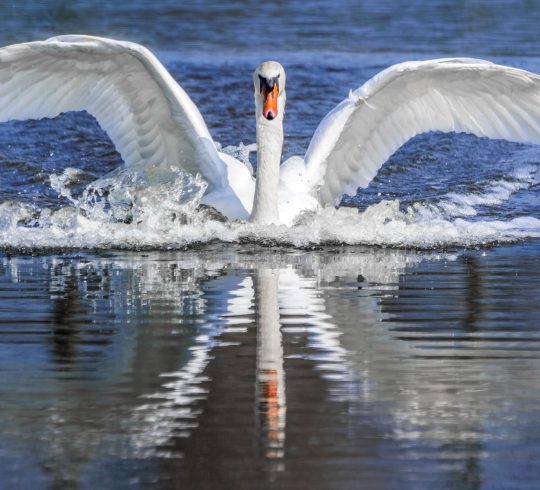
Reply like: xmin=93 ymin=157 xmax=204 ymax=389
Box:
xmin=1 ymin=35 xmax=540 ymax=226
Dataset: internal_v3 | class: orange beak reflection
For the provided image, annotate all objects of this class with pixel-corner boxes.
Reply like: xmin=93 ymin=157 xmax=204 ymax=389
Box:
xmin=262 ymin=84 xmax=279 ymax=120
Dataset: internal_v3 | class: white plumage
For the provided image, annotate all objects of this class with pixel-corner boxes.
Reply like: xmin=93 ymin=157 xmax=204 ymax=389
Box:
xmin=0 ymin=36 xmax=539 ymax=226
xmin=305 ymin=58 xmax=540 ymax=206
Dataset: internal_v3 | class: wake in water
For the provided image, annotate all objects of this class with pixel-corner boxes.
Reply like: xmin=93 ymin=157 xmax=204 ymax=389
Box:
xmin=0 ymin=142 xmax=538 ymax=250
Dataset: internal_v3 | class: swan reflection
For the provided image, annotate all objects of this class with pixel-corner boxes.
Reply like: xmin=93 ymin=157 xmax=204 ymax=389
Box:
xmin=120 ymin=248 xmax=426 ymax=460
xmin=5 ymin=245 xmax=537 ymax=487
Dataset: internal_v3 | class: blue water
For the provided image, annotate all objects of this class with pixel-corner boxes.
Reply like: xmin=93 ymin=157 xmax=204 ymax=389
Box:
xmin=3 ymin=0 xmax=540 ymax=57
xmin=0 ymin=1 xmax=539 ymax=489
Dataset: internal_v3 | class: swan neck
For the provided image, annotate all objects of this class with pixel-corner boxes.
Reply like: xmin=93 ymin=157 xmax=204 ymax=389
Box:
xmin=250 ymin=116 xmax=283 ymax=224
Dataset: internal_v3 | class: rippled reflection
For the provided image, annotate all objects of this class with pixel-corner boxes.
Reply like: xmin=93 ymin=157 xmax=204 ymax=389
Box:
xmin=0 ymin=244 xmax=539 ymax=488
xmin=255 ymin=269 xmax=286 ymax=464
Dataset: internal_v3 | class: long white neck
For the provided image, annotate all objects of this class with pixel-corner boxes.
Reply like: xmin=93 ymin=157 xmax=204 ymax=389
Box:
xmin=250 ymin=99 xmax=284 ymax=225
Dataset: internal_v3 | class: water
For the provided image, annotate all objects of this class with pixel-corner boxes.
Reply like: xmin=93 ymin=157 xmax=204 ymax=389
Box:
xmin=0 ymin=1 xmax=539 ymax=488
xmin=1 ymin=245 xmax=539 ymax=489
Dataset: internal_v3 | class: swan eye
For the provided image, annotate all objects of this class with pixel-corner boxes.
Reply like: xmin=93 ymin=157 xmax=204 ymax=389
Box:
xmin=258 ymin=74 xmax=280 ymax=94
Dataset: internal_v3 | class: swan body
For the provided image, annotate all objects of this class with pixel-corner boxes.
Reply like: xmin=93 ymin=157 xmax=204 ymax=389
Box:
xmin=1 ymin=35 xmax=540 ymax=226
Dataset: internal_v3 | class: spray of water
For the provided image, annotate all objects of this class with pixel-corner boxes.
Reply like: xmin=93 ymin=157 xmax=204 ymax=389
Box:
xmin=0 ymin=146 xmax=537 ymax=250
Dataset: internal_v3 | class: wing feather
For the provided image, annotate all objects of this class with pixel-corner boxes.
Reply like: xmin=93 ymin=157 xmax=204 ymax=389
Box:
xmin=0 ymin=35 xmax=225 ymax=191
xmin=304 ymin=59 xmax=540 ymax=206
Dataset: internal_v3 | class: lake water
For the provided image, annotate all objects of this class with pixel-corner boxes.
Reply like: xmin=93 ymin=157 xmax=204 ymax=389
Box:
xmin=0 ymin=1 xmax=539 ymax=489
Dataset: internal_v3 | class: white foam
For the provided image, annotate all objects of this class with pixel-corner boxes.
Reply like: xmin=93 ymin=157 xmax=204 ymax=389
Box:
xmin=412 ymin=164 xmax=538 ymax=220
xmin=0 ymin=161 xmax=538 ymax=250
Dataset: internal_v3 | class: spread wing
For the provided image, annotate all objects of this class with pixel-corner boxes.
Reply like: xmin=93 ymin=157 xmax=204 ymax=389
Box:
xmin=303 ymin=58 xmax=540 ymax=206
xmin=0 ymin=35 xmax=226 ymax=191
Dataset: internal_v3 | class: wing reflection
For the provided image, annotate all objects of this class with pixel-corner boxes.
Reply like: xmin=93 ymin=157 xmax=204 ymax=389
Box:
xmin=130 ymin=272 xmax=255 ymax=454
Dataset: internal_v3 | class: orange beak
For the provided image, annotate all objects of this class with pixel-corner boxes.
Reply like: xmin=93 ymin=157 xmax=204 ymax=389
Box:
xmin=262 ymin=84 xmax=279 ymax=120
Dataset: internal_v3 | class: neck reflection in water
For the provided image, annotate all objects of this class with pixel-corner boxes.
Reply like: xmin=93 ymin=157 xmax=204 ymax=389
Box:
xmin=255 ymin=268 xmax=285 ymax=462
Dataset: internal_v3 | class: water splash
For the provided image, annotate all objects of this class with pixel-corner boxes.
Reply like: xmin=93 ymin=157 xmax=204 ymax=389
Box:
xmin=219 ymin=141 xmax=257 ymax=175
xmin=0 ymin=154 xmax=538 ymax=250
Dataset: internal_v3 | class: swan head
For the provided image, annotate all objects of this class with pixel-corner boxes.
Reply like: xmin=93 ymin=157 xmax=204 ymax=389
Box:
xmin=253 ymin=61 xmax=286 ymax=121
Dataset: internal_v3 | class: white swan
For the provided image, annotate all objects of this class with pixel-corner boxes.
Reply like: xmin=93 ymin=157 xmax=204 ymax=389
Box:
xmin=1 ymin=35 xmax=540 ymax=226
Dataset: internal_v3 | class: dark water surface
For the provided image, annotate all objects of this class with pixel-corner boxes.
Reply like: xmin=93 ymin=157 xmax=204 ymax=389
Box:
xmin=0 ymin=1 xmax=539 ymax=489
xmin=1 ymin=244 xmax=540 ymax=489
xmin=2 ymin=0 xmax=540 ymax=57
